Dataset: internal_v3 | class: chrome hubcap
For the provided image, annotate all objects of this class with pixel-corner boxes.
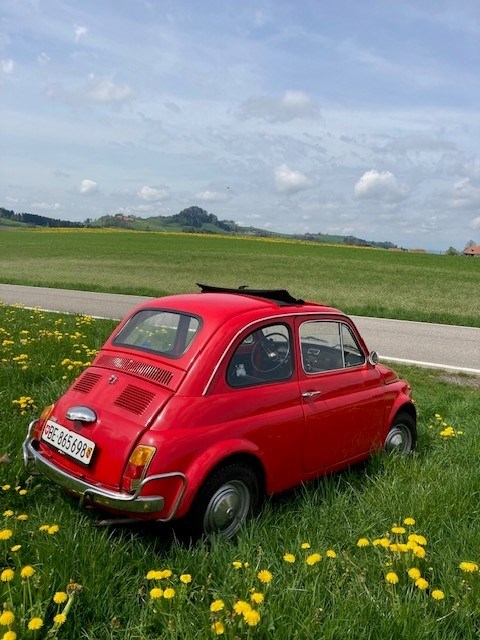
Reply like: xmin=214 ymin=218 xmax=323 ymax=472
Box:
xmin=203 ymin=480 xmax=250 ymax=538
xmin=384 ymin=424 xmax=412 ymax=454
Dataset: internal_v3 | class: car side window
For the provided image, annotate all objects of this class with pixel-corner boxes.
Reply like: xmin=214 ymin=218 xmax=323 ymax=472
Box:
xmin=227 ymin=324 xmax=293 ymax=387
xmin=300 ymin=321 xmax=365 ymax=373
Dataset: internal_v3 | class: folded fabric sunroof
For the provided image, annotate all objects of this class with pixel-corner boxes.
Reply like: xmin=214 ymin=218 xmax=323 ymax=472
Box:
xmin=197 ymin=283 xmax=305 ymax=306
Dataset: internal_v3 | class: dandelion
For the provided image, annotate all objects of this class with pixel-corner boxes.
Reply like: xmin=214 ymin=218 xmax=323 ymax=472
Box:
xmin=163 ymin=588 xmax=175 ymax=599
xmin=257 ymin=569 xmax=272 ymax=584
xmin=459 ymin=561 xmax=479 ymax=573
xmin=306 ymin=553 xmax=322 ymax=565
xmin=20 ymin=565 xmax=35 ymax=579
xmin=150 ymin=588 xmax=163 ymax=599
xmin=160 ymin=569 xmax=172 ymax=579
xmin=0 ymin=610 xmax=15 ymax=626
xmin=404 ymin=517 xmax=415 ymax=526
xmin=146 ymin=570 xmax=157 ymax=580
xmin=431 ymin=589 xmax=445 ymax=601
xmin=2 ymin=486 xmax=10 ymax=491
xmin=53 ymin=591 xmax=68 ymax=604
xmin=1 ymin=569 xmax=14 ymax=582
xmin=210 ymin=600 xmax=225 ymax=612
xmin=232 ymin=561 xmax=243 ymax=569
xmin=233 ymin=600 xmax=251 ymax=615
xmin=357 ymin=538 xmax=369 ymax=547
xmin=391 ymin=526 xmax=406 ymax=534
xmin=16 ymin=515 xmax=28 ymax=521
xmin=39 ymin=525 xmax=50 ymax=532
xmin=408 ymin=568 xmax=422 ymax=580
xmin=326 ymin=549 xmax=337 ymax=558
xmin=3 ymin=511 xmax=13 ymax=517
xmin=301 ymin=542 xmax=311 ymax=549
xmin=0 ymin=530 xmax=13 ymax=541
xmin=412 ymin=545 xmax=426 ymax=559
xmin=251 ymin=592 xmax=264 ymax=604
xmin=18 ymin=490 xmax=27 ymax=496
xmin=385 ymin=572 xmax=399 ymax=584
xmin=3 ymin=632 xmax=17 ymax=640
xmin=180 ymin=574 xmax=192 ymax=584
xmin=283 ymin=553 xmax=296 ymax=563
xmin=53 ymin=613 xmax=67 ymax=625
xmin=211 ymin=621 xmax=225 ymax=635
xmin=244 ymin=609 xmax=261 ymax=626
xmin=415 ymin=577 xmax=429 ymax=590
xmin=27 ymin=618 xmax=43 ymax=630
xmin=10 ymin=546 xmax=21 ymax=553
xmin=47 ymin=525 xmax=59 ymax=534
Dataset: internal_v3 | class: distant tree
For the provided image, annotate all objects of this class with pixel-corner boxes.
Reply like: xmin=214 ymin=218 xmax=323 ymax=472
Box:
xmin=445 ymin=246 xmax=459 ymax=255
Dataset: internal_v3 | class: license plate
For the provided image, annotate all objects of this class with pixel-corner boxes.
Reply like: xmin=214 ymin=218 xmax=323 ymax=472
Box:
xmin=41 ymin=420 xmax=96 ymax=465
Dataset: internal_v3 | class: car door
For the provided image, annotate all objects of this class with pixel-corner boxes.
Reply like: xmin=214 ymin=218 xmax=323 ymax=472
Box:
xmin=296 ymin=317 xmax=386 ymax=474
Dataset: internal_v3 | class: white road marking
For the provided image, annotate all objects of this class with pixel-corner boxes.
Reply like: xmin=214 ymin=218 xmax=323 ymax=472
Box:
xmin=380 ymin=355 xmax=480 ymax=376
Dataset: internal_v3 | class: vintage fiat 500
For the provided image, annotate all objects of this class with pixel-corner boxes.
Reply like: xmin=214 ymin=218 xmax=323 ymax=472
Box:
xmin=23 ymin=285 xmax=416 ymax=539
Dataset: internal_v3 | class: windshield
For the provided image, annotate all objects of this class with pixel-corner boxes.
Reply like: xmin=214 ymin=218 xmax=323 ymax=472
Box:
xmin=113 ymin=309 xmax=201 ymax=358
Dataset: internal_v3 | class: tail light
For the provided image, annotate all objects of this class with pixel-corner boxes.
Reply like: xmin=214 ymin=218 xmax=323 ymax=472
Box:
xmin=33 ymin=404 xmax=55 ymax=440
xmin=123 ymin=445 xmax=156 ymax=493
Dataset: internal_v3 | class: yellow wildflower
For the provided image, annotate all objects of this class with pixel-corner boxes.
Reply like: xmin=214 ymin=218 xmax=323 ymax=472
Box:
xmin=3 ymin=511 xmax=13 ymax=517
xmin=28 ymin=618 xmax=43 ymax=630
xmin=47 ymin=525 xmax=59 ymax=534
xmin=283 ymin=553 xmax=296 ymax=563
xmin=412 ymin=545 xmax=426 ymax=559
xmin=3 ymin=631 xmax=17 ymax=640
xmin=16 ymin=515 xmax=28 ymax=521
xmin=407 ymin=568 xmax=421 ymax=580
xmin=53 ymin=613 xmax=67 ymax=625
xmin=431 ymin=589 xmax=445 ymax=600
xmin=326 ymin=549 xmax=337 ymax=558
xmin=150 ymin=588 xmax=163 ymax=599
xmin=244 ymin=609 xmax=261 ymax=626
xmin=146 ymin=570 xmax=157 ymax=580
xmin=210 ymin=599 xmax=225 ymax=612
xmin=0 ymin=610 xmax=15 ymax=626
xmin=301 ymin=542 xmax=311 ymax=549
xmin=20 ymin=565 xmax=35 ymax=579
xmin=10 ymin=545 xmax=21 ymax=553
xmin=385 ymin=572 xmax=399 ymax=584
xmin=459 ymin=561 xmax=479 ymax=573
xmin=163 ymin=588 xmax=175 ymax=599
xmin=306 ymin=553 xmax=322 ymax=565
xmin=415 ymin=577 xmax=429 ymax=590
xmin=233 ymin=600 xmax=251 ymax=615
xmin=0 ymin=530 xmax=13 ymax=541
xmin=357 ymin=538 xmax=369 ymax=547
xmin=251 ymin=592 xmax=264 ymax=604
xmin=180 ymin=574 xmax=192 ymax=584
xmin=391 ymin=525 xmax=406 ymax=534
xmin=257 ymin=569 xmax=272 ymax=583
xmin=53 ymin=592 xmax=68 ymax=604
xmin=404 ymin=517 xmax=415 ymax=526
xmin=211 ymin=621 xmax=225 ymax=635
xmin=1 ymin=569 xmax=14 ymax=582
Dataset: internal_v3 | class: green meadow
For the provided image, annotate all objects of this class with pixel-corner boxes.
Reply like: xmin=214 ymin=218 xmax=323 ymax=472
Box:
xmin=1 ymin=304 xmax=480 ymax=639
xmin=0 ymin=228 xmax=479 ymax=326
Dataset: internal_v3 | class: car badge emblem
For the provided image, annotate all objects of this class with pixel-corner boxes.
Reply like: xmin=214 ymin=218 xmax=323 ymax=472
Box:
xmin=109 ymin=374 xmax=118 ymax=384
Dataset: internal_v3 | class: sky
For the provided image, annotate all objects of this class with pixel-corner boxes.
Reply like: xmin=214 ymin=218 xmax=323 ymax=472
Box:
xmin=1 ymin=0 xmax=480 ymax=251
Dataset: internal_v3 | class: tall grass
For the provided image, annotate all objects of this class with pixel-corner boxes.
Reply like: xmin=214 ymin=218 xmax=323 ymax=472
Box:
xmin=1 ymin=304 xmax=480 ymax=638
xmin=0 ymin=229 xmax=479 ymax=326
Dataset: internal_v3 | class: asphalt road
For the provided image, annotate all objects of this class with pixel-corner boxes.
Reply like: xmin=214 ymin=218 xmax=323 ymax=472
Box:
xmin=1 ymin=283 xmax=479 ymax=375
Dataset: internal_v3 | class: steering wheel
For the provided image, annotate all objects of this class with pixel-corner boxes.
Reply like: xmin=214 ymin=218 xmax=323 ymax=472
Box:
xmin=251 ymin=333 xmax=290 ymax=373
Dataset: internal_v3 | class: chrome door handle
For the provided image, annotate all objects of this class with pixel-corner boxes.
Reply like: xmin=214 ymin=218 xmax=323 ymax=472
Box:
xmin=302 ymin=390 xmax=322 ymax=398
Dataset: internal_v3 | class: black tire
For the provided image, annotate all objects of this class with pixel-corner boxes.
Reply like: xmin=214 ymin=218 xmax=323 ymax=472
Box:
xmin=186 ymin=463 xmax=259 ymax=540
xmin=383 ymin=412 xmax=417 ymax=454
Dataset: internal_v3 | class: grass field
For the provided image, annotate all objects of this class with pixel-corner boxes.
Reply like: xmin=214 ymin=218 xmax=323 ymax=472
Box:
xmin=0 ymin=228 xmax=479 ymax=327
xmin=1 ymin=304 xmax=480 ymax=639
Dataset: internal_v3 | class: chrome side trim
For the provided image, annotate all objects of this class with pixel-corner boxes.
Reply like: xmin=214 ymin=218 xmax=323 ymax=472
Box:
xmin=23 ymin=423 xmax=187 ymax=520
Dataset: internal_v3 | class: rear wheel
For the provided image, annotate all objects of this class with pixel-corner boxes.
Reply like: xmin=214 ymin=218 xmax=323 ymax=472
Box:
xmin=383 ymin=412 xmax=417 ymax=454
xmin=187 ymin=463 xmax=259 ymax=540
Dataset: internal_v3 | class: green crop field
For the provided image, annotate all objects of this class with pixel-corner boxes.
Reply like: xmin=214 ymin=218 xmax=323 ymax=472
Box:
xmin=1 ymin=304 xmax=480 ymax=639
xmin=0 ymin=228 xmax=479 ymax=326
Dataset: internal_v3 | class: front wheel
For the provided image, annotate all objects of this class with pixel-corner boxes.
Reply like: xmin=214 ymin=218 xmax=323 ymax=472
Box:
xmin=187 ymin=463 xmax=259 ymax=540
xmin=383 ymin=412 xmax=417 ymax=454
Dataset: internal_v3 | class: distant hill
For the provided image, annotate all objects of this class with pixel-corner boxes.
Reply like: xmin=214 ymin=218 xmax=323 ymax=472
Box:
xmin=1 ymin=205 xmax=397 ymax=250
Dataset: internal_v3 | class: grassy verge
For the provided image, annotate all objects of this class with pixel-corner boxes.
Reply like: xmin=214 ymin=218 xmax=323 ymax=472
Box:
xmin=0 ymin=229 xmax=479 ymax=326
xmin=1 ymin=304 xmax=480 ymax=639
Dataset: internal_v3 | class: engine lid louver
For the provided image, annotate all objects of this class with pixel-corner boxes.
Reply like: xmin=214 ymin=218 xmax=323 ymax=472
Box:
xmin=95 ymin=354 xmax=175 ymax=388
xmin=113 ymin=385 xmax=156 ymax=415
xmin=72 ymin=372 xmax=102 ymax=393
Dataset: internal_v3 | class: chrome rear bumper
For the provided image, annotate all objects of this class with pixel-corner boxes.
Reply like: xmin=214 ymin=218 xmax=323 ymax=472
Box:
xmin=23 ymin=421 xmax=186 ymax=518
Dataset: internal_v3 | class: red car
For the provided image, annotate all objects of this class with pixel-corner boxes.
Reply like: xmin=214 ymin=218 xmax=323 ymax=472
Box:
xmin=23 ymin=285 xmax=416 ymax=539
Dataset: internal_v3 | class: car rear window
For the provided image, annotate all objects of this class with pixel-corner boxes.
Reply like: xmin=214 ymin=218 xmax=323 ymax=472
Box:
xmin=113 ymin=309 xmax=201 ymax=358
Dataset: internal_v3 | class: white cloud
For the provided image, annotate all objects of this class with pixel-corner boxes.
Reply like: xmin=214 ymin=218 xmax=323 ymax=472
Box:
xmin=74 ymin=25 xmax=88 ymax=43
xmin=274 ymin=164 xmax=311 ymax=194
xmin=5 ymin=196 xmax=18 ymax=204
xmin=81 ymin=80 xmax=133 ymax=104
xmin=31 ymin=202 xmax=61 ymax=211
xmin=138 ymin=185 xmax=169 ymax=202
xmin=1 ymin=59 xmax=14 ymax=74
xmin=79 ymin=179 xmax=98 ymax=194
xmin=472 ymin=216 xmax=480 ymax=230
xmin=196 ymin=190 xmax=226 ymax=202
xmin=238 ymin=90 xmax=318 ymax=123
xmin=449 ymin=177 xmax=480 ymax=209
xmin=354 ymin=170 xmax=408 ymax=202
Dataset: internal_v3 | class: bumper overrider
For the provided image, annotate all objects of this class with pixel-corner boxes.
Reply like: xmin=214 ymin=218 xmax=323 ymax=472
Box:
xmin=23 ymin=421 xmax=187 ymax=519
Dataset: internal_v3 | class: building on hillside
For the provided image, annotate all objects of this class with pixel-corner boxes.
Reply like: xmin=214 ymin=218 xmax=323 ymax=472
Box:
xmin=463 ymin=245 xmax=480 ymax=257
